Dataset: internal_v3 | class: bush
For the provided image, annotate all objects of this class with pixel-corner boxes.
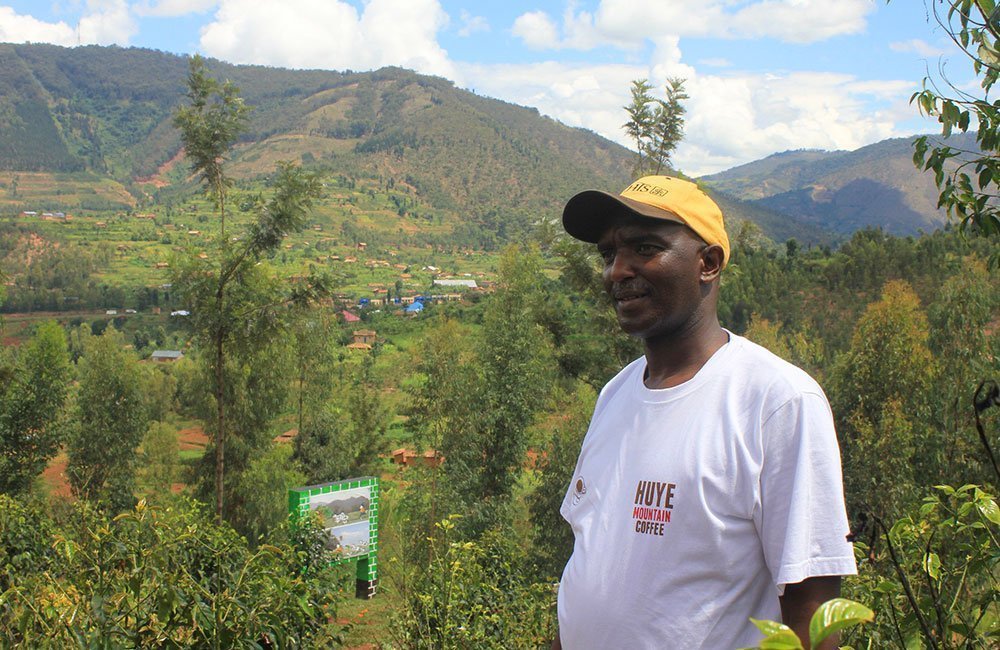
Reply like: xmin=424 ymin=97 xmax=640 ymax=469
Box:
xmin=391 ymin=516 xmax=556 ymax=649
xmin=0 ymin=498 xmax=350 ymax=647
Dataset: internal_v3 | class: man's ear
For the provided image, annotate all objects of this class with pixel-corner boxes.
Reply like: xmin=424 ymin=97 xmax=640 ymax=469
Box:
xmin=700 ymin=244 xmax=725 ymax=282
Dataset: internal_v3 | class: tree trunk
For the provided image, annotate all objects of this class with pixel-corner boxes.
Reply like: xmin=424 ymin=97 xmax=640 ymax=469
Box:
xmin=215 ymin=325 xmax=225 ymax=521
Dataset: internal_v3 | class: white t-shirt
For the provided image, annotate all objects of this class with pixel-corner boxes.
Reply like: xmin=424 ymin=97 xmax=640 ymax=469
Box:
xmin=557 ymin=334 xmax=857 ymax=650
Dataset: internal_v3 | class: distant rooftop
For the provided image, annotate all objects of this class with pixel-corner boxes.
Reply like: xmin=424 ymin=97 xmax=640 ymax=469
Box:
xmin=433 ymin=279 xmax=477 ymax=288
xmin=150 ymin=350 xmax=184 ymax=361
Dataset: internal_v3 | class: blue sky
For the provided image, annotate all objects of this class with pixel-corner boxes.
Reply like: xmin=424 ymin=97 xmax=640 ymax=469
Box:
xmin=0 ymin=1 xmax=968 ymax=175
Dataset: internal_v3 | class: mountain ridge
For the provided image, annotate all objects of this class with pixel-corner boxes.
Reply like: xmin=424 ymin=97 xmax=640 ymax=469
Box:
xmin=0 ymin=42 xmax=955 ymax=245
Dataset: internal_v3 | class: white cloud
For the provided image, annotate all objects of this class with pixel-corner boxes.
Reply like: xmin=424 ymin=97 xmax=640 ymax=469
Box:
xmin=0 ymin=1 xmax=135 ymax=46
xmin=133 ymin=0 xmax=218 ymax=18
xmin=511 ymin=10 xmax=559 ymax=50
xmin=890 ymin=39 xmax=947 ymax=58
xmin=0 ymin=6 xmax=76 ymax=44
xmin=78 ymin=0 xmax=136 ymax=45
xmin=730 ymin=0 xmax=871 ymax=43
xmin=699 ymin=58 xmax=732 ymax=68
xmin=198 ymin=0 xmax=455 ymax=78
xmin=461 ymin=59 xmax=921 ymax=176
xmin=457 ymin=10 xmax=488 ymax=37
xmin=512 ymin=0 xmax=874 ymax=50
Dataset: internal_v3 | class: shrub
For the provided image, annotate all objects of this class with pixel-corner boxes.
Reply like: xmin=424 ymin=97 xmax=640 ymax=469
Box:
xmin=0 ymin=498 xmax=350 ymax=647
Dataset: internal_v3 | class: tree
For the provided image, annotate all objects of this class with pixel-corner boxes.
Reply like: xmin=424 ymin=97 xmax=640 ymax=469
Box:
xmin=230 ymin=443 xmax=306 ymax=546
xmin=440 ymin=244 xmax=555 ymax=535
xmin=67 ymin=329 xmax=149 ymax=510
xmin=909 ymin=0 xmax=1000 ymax=261
xmin=141 ymin=421 xmax=179 ymax=496
xmin=622 ymin=77 xmax=688 ymax=176
xmin=172 ymin=54 xmax=249 ymax=236
xmin=0 ymin=321 xmax=70 ymax=495
xmin=529 ymin=383 xmax=596 ymax=579
xmin=290 ymin=309 xmax=339 ymax=435
xmin=172 ymin=57 xmax=326 ymax=520
xmin=830 ymin=280 xmax=936 ymax=520
xmin=293 ymin=359 xmax=390 ymax=485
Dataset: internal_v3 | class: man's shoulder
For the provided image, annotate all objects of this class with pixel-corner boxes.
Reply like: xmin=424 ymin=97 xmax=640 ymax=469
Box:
xmin=727 ymin=334 xmax=825 ymax=399
xmin=596 ymin=356 xmax=645 ymax=403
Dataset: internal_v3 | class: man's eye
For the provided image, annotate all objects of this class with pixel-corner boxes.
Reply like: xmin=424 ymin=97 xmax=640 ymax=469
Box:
xmin=598 ymin=249 xmax=615 ymax=264
xmin=635 ymin=244 xmax=660 ymax=255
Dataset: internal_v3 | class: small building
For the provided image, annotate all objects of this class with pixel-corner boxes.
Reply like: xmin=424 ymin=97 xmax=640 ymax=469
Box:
xmin=340 ymin=310 xmax=361 ymax=323
xmin=346 ymin=342 xmax=372 ymax=352
xmin=150 ymin=350 xmax=184 ymax=362
xmin=390 ymin=448 xmax=444 ymax=469
xmin=433 ymin=279 xmax=478 ymax=289
xmin=352 ymin=329 xmax=376 ymax=345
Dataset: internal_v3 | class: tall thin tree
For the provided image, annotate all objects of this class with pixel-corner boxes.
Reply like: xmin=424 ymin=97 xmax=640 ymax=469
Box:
xmin=173 ymin=56 xmax=325 ymax=520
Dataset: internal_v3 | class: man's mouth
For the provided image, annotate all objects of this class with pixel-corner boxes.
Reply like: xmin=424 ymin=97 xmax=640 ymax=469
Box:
xmin=613 ymin=289 xmax=649 ymax=303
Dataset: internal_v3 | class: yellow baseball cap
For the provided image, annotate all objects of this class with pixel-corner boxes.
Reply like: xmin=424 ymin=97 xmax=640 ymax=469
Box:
xmin=562 ymin=175 xmax=730 ymax=268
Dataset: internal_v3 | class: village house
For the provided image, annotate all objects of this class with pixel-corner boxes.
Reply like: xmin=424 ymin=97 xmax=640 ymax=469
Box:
xmin=390 ymin=448 xmax=444 ymax=469
xmin=352 ymin=329 xmax=376 ymax=345
xmin=150 ymin=350 xmax=184 ymax=362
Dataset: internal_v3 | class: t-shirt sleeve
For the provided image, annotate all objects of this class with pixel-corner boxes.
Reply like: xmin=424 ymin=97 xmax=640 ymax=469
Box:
xmin=755 ymin=391 xmax=857 ymax=588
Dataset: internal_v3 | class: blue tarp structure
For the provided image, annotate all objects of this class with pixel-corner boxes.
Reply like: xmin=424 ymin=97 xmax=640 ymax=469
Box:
xmin=405 ymin=301 xmax=424 ymax=313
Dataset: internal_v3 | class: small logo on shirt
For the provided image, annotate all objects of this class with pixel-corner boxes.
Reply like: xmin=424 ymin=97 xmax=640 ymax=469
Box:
xmin=571 ymin=476 xmax=587 ymax=505
xmin=632 ymin=479 xmax=676 ymax=536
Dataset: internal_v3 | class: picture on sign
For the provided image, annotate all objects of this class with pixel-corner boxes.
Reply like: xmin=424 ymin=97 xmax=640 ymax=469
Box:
xmin=309 ymin=485 xmax=372 ymax=559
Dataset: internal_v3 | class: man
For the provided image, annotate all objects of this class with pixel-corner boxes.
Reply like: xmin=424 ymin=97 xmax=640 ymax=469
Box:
xmin=553 ymin=176 xmax=856 ymax=649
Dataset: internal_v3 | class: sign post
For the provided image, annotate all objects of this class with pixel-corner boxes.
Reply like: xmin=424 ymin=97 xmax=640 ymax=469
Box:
xmin=289 ymin=476 xmax=379 ymax=599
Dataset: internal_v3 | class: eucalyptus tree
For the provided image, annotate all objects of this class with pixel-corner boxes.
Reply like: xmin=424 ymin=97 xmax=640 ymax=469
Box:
xmin=67 ymin=329 xmax=149 ymax=511
xmin=0 ymin=321 xmax=70 ymax=495
xmin=173 ymin=54 xmax=248 ymax=236
xmin=622 ymin=77 xmax=688 ymax=176
xmin=172 ymin=56 xmax=327 ymax=520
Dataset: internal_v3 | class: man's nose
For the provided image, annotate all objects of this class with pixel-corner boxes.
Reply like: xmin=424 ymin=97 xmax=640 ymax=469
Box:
xmin=604 ymin=250 xmax=635 ymax=283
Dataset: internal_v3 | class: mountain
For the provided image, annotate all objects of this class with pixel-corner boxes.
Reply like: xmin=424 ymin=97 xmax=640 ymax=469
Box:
xmin=0 ymin=42 xmax=638 ymax=245
xmin=699 ymin=133 xmax=977 ymax=237
xmin=0 ymin=43 xmax=953 ymax=247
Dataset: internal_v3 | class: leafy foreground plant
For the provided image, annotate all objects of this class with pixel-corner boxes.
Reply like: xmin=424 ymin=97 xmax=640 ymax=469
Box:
xmin=745 ymin=598 xmax=874 ymax=650
xmin=855 ymin=484 xmax=1000 ymax=649
xmin=391 ymin=515 xmax=557 ymax=649
xmin=0 ymin=495 xmax=350 ymax=648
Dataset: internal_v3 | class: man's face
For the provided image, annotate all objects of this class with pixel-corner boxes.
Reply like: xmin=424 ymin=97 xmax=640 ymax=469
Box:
xmin=596 ymin=213 xmax=710 ymax=343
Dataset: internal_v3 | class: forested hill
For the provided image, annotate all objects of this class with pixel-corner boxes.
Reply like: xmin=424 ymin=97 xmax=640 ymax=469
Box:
xmin=0 ymin=42 xmax=641 ymax=243
xmin=699 ymin=132 xmax=980 ymax=237
xmin=0 ymin=42 xmax=957 ymax=244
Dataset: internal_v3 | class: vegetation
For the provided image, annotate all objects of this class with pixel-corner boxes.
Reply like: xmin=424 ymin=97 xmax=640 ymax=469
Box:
xmin=910 ymin=0 xmax=1000 ymax=257
xmin=622 ymin=77 xmax=688 ymax=176
xmin=171 ymin=56 xmax=326 ymax=521
xmin=0 ymin=38 xmax=997 ymax=650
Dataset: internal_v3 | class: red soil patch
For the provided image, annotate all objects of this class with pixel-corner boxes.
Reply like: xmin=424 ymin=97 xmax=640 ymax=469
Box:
xmin=42 ymin=452 xmax=72 ymax=498
xmin=177 ymin=425 xmax=209 ymax=451
xmin=134 ymin=148 xmax=185 ymax=188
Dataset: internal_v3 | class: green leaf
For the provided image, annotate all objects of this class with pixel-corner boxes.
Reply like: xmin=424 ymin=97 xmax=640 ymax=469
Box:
xmin=923 ymin=552 xmax=941 ymax=580
xmin=808 ymin=598 xmax=874 ymax=648
xmin=750 ymin=619 xmax=804 ymax=649
xmin=979 ymin=43 xmax=1000 ymax=66
xmin=976 ymin=496 xmax=1000 ymax=524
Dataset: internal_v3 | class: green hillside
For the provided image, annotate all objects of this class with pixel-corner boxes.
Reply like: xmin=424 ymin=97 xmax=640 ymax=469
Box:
xmin=0 ymin=42 xmax=847 ymax=247
xmin=0 ymin=44 xmax=636 ymax=243
xmin=700 ymin=133 xmax=979 ymax=236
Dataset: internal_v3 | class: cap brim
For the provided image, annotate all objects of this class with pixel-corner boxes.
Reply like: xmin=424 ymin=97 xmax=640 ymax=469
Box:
xmin=562 ymin=189 xmax=684 ymax=243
